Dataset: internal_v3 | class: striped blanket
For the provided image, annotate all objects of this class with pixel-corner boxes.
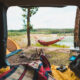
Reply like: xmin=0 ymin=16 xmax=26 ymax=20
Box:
xmin=0 ymin=55 xmax=55 ymax=80
xmin=0 ymin=65 xmax=34 ymax=80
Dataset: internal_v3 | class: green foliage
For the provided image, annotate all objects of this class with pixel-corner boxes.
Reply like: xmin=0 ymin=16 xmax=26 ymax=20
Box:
xmin=30 ymin=7 xmax=38 ymax=16
xmin=8 ymin=28 xmax=74 ymax=36
xmin=8 ymin=31 xmax=26 ymax=36
xmin=22 ymin=7 xmax=38 ymax=30
xmin=22 ymin=8 xmax=27 ymax=29
xmin=22 ymin=8 xmax=27 ymax=12
xmin=31 ymin=29 xmax=74 ymax=34
xmin=22 ymin=14 xmax=27 ymax=18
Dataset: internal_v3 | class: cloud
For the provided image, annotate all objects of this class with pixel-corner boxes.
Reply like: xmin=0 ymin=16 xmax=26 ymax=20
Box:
xmin=7 ymin=6 xmax=77 ymax=30
xmin=31 ymin=6 xmax=77 ymax=29
xmin=7 ymin=6 xmax=23 ymax=30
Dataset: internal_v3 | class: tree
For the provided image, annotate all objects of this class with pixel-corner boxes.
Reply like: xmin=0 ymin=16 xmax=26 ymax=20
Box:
xmin=22 ymin=7 xmax=38 ymax=47
xmin=74 ymin=7 xmax=80 ymax=48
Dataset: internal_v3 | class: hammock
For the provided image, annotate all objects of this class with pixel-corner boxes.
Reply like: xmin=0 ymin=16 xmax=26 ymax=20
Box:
xmin=38 ymin=37 xmax=64 ymax=46
xmin=7 ymin=38 xmax=21 ymax=55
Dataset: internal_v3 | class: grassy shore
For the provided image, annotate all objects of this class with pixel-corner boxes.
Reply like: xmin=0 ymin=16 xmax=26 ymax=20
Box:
xmin=32 ymin=43 xmax=69 ymax=48
xmin=8 ymin=33 xmax=70 ymax=48
xmin=8 ymin=31 xmax=72 ymax=65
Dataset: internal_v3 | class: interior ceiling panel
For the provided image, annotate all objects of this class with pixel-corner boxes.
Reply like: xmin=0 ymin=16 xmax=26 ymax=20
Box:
xmin=0 ymin=0 xmax=80 ymax=7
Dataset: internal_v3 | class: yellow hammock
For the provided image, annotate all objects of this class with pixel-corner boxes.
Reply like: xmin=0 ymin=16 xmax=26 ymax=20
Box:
xmin=51 ymin=65 xmax=80 ymax=80
xmin=6 ymin=38 xmax=21 ymax=55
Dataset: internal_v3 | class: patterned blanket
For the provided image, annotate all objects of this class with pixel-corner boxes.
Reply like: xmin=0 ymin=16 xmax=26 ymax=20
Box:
xmin=0 ymin=55 xmax=55 ymax=80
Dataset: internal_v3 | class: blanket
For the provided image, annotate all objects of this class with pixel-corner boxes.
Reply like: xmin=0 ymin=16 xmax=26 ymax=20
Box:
xmin=0 ymin=55 xmax=54 ymax=80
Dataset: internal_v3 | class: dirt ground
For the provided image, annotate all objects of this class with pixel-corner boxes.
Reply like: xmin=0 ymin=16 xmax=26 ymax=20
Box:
xmin=8 ymin=47 xmax=71 ymax=66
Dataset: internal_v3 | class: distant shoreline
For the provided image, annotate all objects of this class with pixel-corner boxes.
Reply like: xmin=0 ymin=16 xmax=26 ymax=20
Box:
xmin=8 ymin=28 xmax=74 ymax=34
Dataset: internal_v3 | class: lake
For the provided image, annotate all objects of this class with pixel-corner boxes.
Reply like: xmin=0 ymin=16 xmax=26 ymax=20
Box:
xmin=56 ymin=36 xmax=74 ymax=48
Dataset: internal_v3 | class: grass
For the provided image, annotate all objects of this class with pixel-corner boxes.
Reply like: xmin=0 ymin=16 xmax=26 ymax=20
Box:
xmin=8 ymin=32 xmax=26 ymax=36
xmin=8 ymin=32 xmax=72 ymax=66
xmin=32 ymin=43 xmax=69 ymax=48
xmin=47 ymin=51 xmax=70 ymax=65
xmin=9 ymin=35 xmax=27 ymax=48
xmin=23 ymin=48 xmax=71 ymax=66
xmin=9 ymin=33 xmax=70 ymax=48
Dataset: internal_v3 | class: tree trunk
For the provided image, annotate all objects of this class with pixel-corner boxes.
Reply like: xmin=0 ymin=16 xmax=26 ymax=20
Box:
xmin=74 ymin=7 xmax=80 ymax=48
xmin=27 ymin=8 xmax=31 ymax=47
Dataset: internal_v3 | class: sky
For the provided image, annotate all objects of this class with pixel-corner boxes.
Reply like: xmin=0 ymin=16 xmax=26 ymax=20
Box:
xmin=7 ymin=6 xmax=77 ymax=30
